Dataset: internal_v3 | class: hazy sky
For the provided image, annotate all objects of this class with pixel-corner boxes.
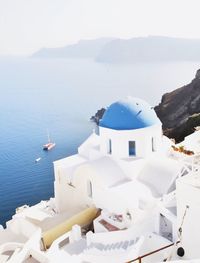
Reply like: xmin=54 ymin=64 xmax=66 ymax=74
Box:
xmin=1 ymin=0 xmax=200 ymax=55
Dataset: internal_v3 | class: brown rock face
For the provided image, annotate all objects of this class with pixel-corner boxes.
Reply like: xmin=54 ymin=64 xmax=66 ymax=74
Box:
xmin=155 ymin=70 xmax=200 ymax=142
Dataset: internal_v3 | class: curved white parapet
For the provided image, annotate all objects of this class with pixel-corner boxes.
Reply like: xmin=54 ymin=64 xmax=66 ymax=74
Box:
xmin=0 ymin=242 xmax=23 ymax=262
xmin=0 ymin=242 xmax=23 ymax=254
xmin=81 ymin=236 xmax=145 ymax=263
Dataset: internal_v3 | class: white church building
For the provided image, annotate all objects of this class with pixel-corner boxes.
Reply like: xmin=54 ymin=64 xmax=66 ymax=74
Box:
xmin=54 ymin=97 xmax=178 ymax=216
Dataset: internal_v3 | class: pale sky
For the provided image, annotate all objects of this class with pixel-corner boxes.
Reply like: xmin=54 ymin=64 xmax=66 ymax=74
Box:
xmin=1 ymin=0 xmax=200 ymax=55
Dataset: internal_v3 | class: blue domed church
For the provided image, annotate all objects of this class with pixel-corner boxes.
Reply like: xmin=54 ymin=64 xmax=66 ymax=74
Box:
xmin=54 ymin=96 xmax=178 ymax=218
xmin=99 ymin=97 xmax=162 ymax=159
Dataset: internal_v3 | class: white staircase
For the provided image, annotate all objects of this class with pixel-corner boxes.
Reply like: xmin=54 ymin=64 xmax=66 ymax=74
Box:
xmin=80 ymin=238 xmax=143 ymax=263
xmin=83 ymin=238 xmax=137 ymax=255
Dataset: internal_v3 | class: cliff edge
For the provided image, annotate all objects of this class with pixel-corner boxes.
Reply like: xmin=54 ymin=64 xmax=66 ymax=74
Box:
xmin=155 ymin=69 xmax=200 ymax=142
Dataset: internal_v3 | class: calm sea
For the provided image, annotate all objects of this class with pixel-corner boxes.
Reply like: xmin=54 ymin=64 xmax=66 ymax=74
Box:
xmin=0 ymin=57 xmax=199 ymax=226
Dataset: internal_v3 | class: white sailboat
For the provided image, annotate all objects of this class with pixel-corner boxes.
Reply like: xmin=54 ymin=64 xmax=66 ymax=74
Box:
xmin=43 ymin=129 xmax=56 ymax=151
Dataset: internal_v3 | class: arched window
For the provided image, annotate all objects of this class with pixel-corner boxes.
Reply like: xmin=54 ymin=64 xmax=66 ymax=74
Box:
xmin=107 ymin=139 xmax=112 ymax=154
xmin=87 ymin=180 xmax=93 ymax=198
xmin=129 ymin=141 xmax=136 ymax=156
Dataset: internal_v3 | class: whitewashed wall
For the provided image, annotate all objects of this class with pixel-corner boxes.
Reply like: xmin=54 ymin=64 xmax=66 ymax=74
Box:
xmin=99 ymin=124 xmax=162 ymax=159
xmin=176 ymin=174 xmax=200 ymax=259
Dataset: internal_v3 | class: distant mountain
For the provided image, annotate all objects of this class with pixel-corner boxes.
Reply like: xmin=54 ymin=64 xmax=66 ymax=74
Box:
xmin=96 ymin=36 xmax=200 ymax=63
xmin=32 ymin=38 xmax=114 ymax=58
xmin=33 ymin=36 xmax=200 ymax=63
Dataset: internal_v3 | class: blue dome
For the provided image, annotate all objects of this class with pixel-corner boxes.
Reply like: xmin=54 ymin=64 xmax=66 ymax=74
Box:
xmin=99 ymin=97 xmax=161 ymax=130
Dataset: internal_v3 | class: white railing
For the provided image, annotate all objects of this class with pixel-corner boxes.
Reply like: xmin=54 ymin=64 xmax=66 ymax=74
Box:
xmin=126 ymin=242 xmax=175 ymax=263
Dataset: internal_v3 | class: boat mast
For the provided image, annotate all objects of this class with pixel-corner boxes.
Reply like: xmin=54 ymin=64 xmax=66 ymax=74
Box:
xmin=47 ymin=129 xmax=50 ymax=143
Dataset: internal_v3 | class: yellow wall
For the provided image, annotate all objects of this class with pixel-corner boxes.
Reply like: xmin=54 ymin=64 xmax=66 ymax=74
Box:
xmin=42 ymin=206 xmax=98 ymax=249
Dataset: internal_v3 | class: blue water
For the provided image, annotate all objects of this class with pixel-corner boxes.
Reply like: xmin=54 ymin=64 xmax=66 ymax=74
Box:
xmin=0 ymin=57 xmax=199 ymax=226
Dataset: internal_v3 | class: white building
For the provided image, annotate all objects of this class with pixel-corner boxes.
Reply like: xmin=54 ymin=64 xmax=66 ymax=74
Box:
xmin=54 ymin=97 xmax=175 ymax=215
xmin=1 ymin=97 xmax=200 ymax=263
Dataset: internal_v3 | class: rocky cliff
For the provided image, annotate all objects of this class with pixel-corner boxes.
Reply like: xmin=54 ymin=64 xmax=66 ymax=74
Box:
xmin=90 ymin=108 xmax=106 ymax=125
xmin=91 ymin=70 xmax=200 ymax=142
xmin=155 ymin=69 xmax=200 ymax=142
